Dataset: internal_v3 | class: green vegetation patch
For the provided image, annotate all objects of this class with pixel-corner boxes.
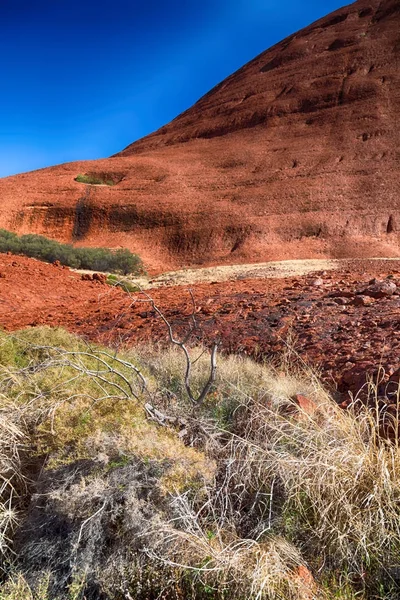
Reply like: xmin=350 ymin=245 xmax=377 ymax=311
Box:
xmin=75 ymin=171 xmax=125 ymax=186
xmin=106 ymin=273 xmax=140 ymax=293
xmin=75 ymin=173 xmax=115 ymax=186
xmin=0 ymin=228 xmax=144 ymax=275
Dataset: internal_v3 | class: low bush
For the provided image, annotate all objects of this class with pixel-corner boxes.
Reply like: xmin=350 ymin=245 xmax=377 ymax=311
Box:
xmin=75 ymin=174 xmax=114 ymax=185
xmin=0 ymin=229 xmax=144 ymax=275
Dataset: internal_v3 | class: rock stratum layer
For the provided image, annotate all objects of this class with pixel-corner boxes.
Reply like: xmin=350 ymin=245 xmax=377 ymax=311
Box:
xmin=0 ymin=0 xmax=399 ymax=272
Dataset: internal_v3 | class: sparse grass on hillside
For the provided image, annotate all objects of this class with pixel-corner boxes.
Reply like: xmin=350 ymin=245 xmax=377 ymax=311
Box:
xmin=0 ymin=327 xmax=399 ymax=599
xmin=75 ymin=174 xmax=115 ymax=186
xmin=0 ymin=229 xmax=144 ymax=275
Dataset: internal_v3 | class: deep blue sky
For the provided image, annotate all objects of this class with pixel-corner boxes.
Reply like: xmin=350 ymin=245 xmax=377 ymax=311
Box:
xmin=0 ymin=0 xmax=348 ymax=178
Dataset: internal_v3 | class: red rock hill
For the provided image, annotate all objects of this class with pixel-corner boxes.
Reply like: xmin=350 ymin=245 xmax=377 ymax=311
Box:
xmin=0 ymin=0 xmax=399 ymax=273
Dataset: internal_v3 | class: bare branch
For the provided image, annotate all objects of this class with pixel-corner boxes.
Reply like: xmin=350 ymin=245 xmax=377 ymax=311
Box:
xmin=196 ymin=342 xmax=219 ymax=405
xmin=135 ymin=287 xmax=218 ymax=406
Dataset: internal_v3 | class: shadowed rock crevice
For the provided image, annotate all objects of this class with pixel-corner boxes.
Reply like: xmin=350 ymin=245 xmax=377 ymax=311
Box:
xmin=372 ymin=0 xmax=400 ymax=23
xmin=359 ymin=7 xmax=374 ymax=18
xmin=387 ymin=215 xmax=396 ymax=234
xmin=321 ymin=12 xmax=349 ymax=27
xmin=73 ymin=192 xmax=93 ymax=241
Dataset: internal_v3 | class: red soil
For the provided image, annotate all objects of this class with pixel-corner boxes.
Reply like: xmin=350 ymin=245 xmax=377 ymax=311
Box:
xmin=1 ymin=253 xmax=400 ymax=400
xmin=0 ymin=0 xmax=399 ymax=273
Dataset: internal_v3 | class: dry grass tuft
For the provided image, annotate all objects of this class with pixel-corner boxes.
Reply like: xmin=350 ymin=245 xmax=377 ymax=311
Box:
xmin=0 ymin=327 xmax=399 ymax=598
xmin=0 ymin=402 xmax=25 ymax=568
xmin=221 ymin=377 xmax=400 ymax=590
xmin=147 ymin=501 xmax=318 ymax=600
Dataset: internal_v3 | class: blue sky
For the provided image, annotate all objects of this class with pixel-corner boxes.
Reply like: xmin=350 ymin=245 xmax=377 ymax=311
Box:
xmin=0 ymin=0 xmax=348 ymax=178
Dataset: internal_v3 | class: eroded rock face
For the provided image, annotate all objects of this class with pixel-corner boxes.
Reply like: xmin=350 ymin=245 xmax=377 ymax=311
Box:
xmin=0 ymin=0 xmax=399 ymax=272
xmin=118 ymin=0 xmax=400 ymax=154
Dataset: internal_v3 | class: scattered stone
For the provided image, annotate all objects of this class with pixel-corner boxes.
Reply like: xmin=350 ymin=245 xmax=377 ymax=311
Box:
xmin=292 ymin=564 xmax=316 ymax=596
xmin=311 ymin=278 xmax=324 ymax=287
xmin=93 ymin=273 xmax=107 ymax=283
xmin=351 ymin=295 xmax=375 ymax=307
xmin=292 ymin=394 xmax=317 ymax=416
xmin=329 ymin=290 xmax=354 ymax=298
xmin=361 ymin=280 xmax=397 ymax=299
xmin=333 ymin=297 xmax=349 ymax=305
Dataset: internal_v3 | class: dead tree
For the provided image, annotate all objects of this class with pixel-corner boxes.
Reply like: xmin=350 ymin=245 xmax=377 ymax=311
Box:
xmin=138 ymin=287 xmax=219 ymax=407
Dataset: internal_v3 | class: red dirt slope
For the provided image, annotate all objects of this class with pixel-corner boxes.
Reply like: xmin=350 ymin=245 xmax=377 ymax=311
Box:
xmin=0 ymin=0 xmax=399 ymax=273
xmin=1 ymin=253 xmax=400 ymax=399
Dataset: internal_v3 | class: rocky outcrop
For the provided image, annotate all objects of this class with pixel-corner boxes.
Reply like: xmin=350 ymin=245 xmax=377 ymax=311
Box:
xmin=0 ymin=0 xmax=399 ymax=272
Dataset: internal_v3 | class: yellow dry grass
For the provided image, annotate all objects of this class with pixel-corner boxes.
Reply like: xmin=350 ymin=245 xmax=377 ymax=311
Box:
xmin=0 ymin=327 xmax=399 ymax=599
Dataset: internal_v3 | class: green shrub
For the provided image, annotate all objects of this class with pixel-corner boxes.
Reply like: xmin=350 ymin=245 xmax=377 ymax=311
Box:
xmin=75 ymin=173 xmax=114 ymax=185
xmin=0 ymin=229 xmax=144 ymax=275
